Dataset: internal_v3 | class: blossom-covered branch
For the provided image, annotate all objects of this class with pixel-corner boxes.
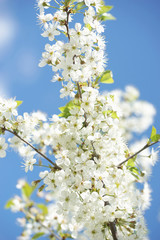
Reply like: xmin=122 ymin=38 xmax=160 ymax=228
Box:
xmin=118 ymin=139 xmax=160 ymax=167
xmin=4 ymin=127 xmax=61 ymax=170
xmin=0 ymin=0 xmax=159 ymax=239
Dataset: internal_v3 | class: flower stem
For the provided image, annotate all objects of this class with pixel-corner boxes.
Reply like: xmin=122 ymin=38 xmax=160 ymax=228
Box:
xmin=4 ymin=128 xmax=61 ymax=170
xmin=109 ymin=221 xmax=118 ymax=240
xmin=118 ymin=140 xmax=159 ymax=167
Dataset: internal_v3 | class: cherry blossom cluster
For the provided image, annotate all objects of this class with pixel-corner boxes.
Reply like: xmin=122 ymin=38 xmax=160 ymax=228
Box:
xmin=1 ymin=0 xmax=159 ymax=240
xmin=1 ymin=87 xmax=156 ymax=239
xmin=106 ymin=86 xmax=156 ymax=141
xmin=0 ymin=96 xmax=47 ymax=171
xmin=38 ymin=0 xmax=107 ymax=98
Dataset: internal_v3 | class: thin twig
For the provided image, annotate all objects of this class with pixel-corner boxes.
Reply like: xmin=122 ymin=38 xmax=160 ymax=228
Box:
xmin=77 ymin=82 xmax=82 ymax=99
xmin=34 ymin=164 xmax=50 ymax=168
xmin=37 ymin=220 xmax=62 ymax=240
xmin=76 ymin=82 xmax=88 ymax=127
xmin=23 ymin=209 xmax=62 ymax=240
xmin=91 ymin=143 xmax=118 ymax=240
xmin=109 ymin=221 xmax=118 ymax=240
xmin=63 ymin=8 xmax=118 ymax=237
xmin=118 ymin=140 xmax=159 ymax=167
xmin=4 ymin=128 xmax=61 ymax=170
xmin=91 ymin=141 xmax=100 ymax=159
xmin=64 ymin=7 xmax=70 ymax=41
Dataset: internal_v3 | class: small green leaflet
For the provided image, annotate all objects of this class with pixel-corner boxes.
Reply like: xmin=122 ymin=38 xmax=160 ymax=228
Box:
xmin=32 ymin=232 xmax=45 ymax=240
xmin=150 ymin=126 xmax=160 ymax=142
xmin=63 ymin=0 xmax=71 ymax=7
xmin=111 ymin=111 xmax=119 ymax=119
xmin=100 ymin=70 xmax=114 ymax=84
xmin=85 ymin=23 xmax=92 ymax=31
xmin=129 ymin=167 xmax=140 ymax=180
xmin=127 ymin=157 xmax=142 ymax=179
xmin=106 ymin=110 xmax=119 ymax=119
xmin=37 ymin=203 xmax=48 ymax=216
xmin=127 ymin=157 xmax=136 ymax=168
xmin=150 ymin=126 xmax=156 ymax=139
xmin=127 ymin=161 xmax=140 ymax=179
xmin=76 ymin=2 xmax=85 ymax=10
xmin=59 ymin=100 xmax=80 ymax=118
xmin=16 ymin=100 xmax=23 ymax=107
xmin=97 ymin=1 xmax=115 ymax=22
xmin=5 ymin=199 xmax=14 ymax=209
xmin=100 ymin=13 xmax=116 ymax=21
xmin=98 ymin=5 xmax=113 ymax=14
xmin=22 ymin=182 xmax=35 ymax=200
xmin=59 ymin=101 xmax=73 ymax=118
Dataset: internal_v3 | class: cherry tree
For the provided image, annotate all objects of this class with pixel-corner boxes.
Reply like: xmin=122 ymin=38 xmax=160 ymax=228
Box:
xmin=0 ymin=0 xmax=159 ymax=239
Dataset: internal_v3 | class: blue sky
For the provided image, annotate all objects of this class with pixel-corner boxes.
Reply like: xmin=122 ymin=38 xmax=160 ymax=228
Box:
xmin=0 ymin=0 xmax=160 ymax=239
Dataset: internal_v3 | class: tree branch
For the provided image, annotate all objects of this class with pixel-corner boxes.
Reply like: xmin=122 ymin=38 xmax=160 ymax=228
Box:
xmin=4 ymin=128 xmax=61 ymax=170
xmin=64 ymin=7 xmax=70 ymax=41
xmin=118 ymin=140 xmax=159 ymax=168
xmin=23 ymin=209 xmax=63 ymax=240
xmin=77 ymin=82 xmax=82 ymax=99
xmin=109 ymin=221 xmax=118 ymax=240
xmin=91 ymin=144 xmax=118 ymax=240
xmin=63 ymin=8 xmax=120 ymax=236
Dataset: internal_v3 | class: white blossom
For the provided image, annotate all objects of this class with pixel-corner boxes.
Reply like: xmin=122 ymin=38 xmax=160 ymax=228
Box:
xmin=0 ymin=137 xmax=8 ymax=158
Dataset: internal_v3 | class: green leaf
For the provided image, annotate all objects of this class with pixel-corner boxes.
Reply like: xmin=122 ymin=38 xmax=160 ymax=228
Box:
xmin=105 ymin=110 xmax=119 ymax=119
xmin=150 ymin=126 xmax=160 ymax=142
xmin=100 ymin=70 xmax=114 ymax=84
xmin=59 ymin=100 xmax=80 ymax=118
xmin=95 ymin=75 xmax=101 ymax=84
xmin=32 ymin=232 xmax=45 ymax=240
xmin=59 ymin=105 xmax=71 ymax=118
xmin=37 ymin=204 xmax=48 ymax=216
xmin=111 ymin=111 xmax=119 ymax=119
xmin=150 ymin=126 xmax=156 ymax=139
xmin=76 ymin=2 xmax=85 ymax=10
xmin=85 ymin=23 xmax=92 ymax=31
xmin=22 ymin=183 xmax=35 ymax=199
xmin=129 ymin=169 xmax=139 ymax=179
xmin=99 ymin=13 xmax=116 ymax=21
xmin=127 ymin=157 xmax=141 ymax=179
xmin=5 ymin=199 xmax=14 ymax=209
xmin=131 ymin=167 xmax=140 ymax=176
xmin=97 ymin=0 xmax=115 ymax=21
xmin=16 ymin=100 xmax=23 ymax=107
xmin=152 ymin=134 xmax=160 ymax=142
xmin=98 ymin=5 xmax=113 ymax=14
xmin=64 ymin=0 xmax=71 ymax=7
xmin=127 ymin=158 xmax=136 ymax=168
